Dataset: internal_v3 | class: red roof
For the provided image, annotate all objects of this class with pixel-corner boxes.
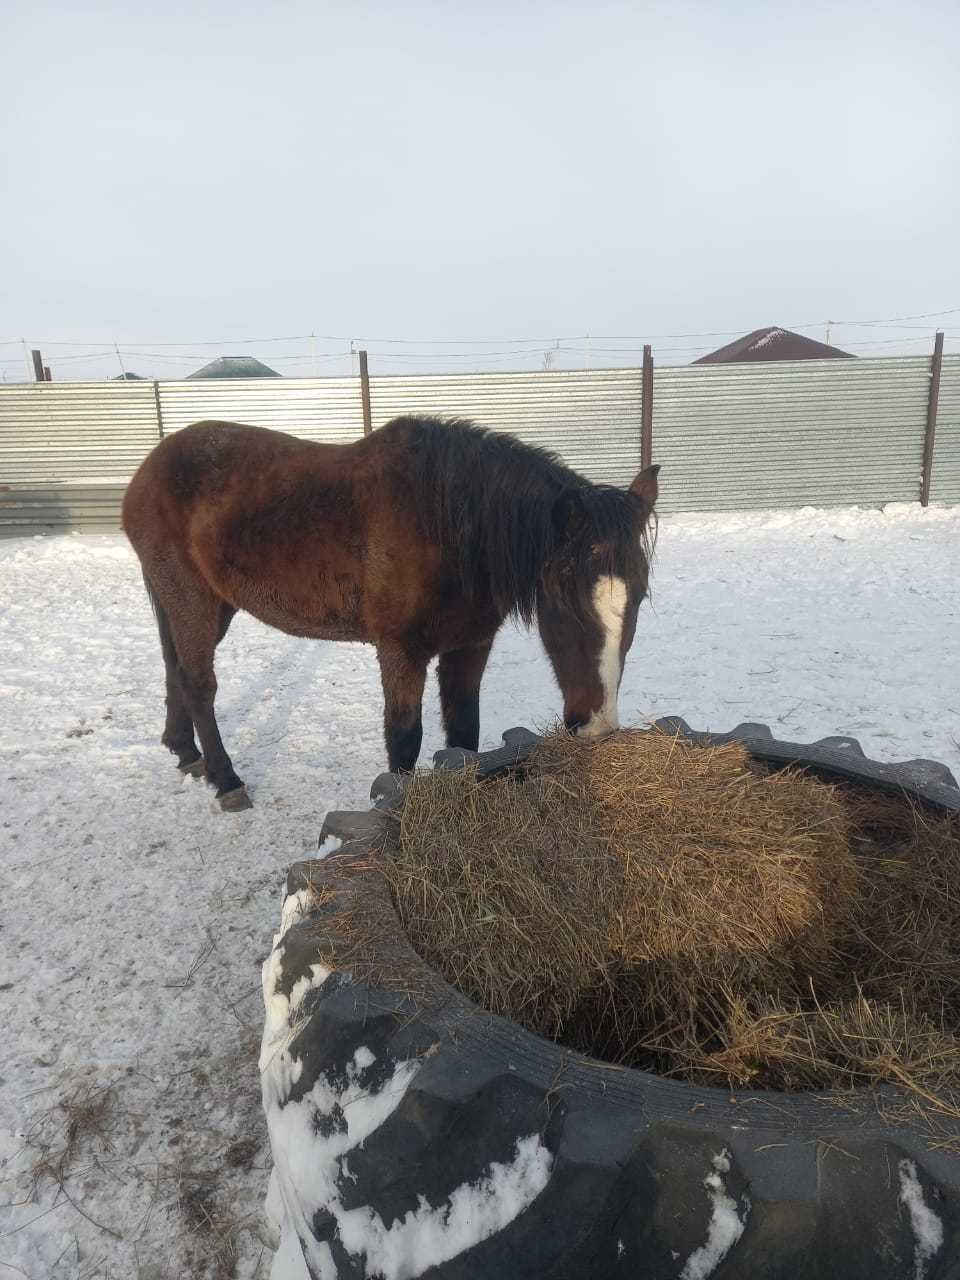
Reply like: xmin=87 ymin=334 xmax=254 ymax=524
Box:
xmin=693 ymin=327 xmax=854 ymax=364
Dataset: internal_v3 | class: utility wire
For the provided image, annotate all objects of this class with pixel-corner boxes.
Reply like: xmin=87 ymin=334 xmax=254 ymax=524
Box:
xmin=5 ymin=306 xmax=958 ymax=350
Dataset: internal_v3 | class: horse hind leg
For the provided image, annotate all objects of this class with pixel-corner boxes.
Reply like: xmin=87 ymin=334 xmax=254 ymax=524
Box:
xmin=146 ymin=577 xmax=202 ymax=774
xmin=156 ymin=597 xmax=237 ymax=777
xmin=148 ymin=575 xmax=249 ymax=809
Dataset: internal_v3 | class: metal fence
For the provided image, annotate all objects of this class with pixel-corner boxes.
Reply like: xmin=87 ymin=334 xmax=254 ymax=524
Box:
xmin=0 ymin=379 xmax=159 ymax=531
xmin=932 ymin=354 xmax=960 ymax=504
xmin=655 ymin=356 xmax=934 ymax=512
xmin=156 ymin=376 xmax=363 ymax=442
xmin=1 ymin=354 xmax=956 ymax=533
xmin=369 ymin=369 xmax=643 ymax=487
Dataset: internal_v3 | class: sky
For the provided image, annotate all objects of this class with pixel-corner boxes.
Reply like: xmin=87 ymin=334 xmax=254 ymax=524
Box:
xmin=2 ymin=0 xmax=959 ymax=380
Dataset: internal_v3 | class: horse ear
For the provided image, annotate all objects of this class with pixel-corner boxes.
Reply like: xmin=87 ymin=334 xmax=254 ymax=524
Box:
xmin=630 ymin=464 xmax=659 ymax=515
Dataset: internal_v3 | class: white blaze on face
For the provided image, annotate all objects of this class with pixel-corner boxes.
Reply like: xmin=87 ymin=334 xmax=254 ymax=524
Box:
xmin=579 ymin=575 xmax=628 ymax=739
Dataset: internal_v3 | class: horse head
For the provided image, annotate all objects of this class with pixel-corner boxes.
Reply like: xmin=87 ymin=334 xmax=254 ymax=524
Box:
xmin=537 ymin=465 xmax=659 ymax=739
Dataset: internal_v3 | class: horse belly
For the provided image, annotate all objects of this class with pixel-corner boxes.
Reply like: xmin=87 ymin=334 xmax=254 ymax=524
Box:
xmin=228 ymin=575 xmax=367 ymax=642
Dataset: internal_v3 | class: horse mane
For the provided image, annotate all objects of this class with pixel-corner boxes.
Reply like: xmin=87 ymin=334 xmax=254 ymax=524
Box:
xmin=380 ymin=416 xmax=652 ymax=623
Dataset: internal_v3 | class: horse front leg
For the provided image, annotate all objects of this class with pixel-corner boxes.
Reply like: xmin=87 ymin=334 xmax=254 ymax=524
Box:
xmin=377 ymin=642 xmax=429 ymax=772
xmin=437 ymin=640 xmax=493 ymax=752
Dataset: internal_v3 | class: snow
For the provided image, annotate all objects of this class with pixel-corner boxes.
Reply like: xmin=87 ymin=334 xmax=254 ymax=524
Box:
xmin=680 ymin=1151 xmax=749 ymax=1280
xmin=262 ymin=1046 xmax=425 ymax=1279
xmin=350 ymin=1047 xmax=376 ymax=1073
xmin=260 ymin=907 xmax=554 ymax=1279
xmin=316 ymin=834 xmax=342 ymax=860
xmin=260 ymin=887 xmax=332 ymax=1073
xmin=262 ymin=1029 xmax=552 ymax=1280
xmin=1 ymin=502 xmax=959 ymax=1276
xmin=899 ymin=1159 xmax=944 ymax=1280
xmin=335 ymin=1134 xmax=553 ymax=1279
xmin=750 ymin=328 xmax=785 ymax=350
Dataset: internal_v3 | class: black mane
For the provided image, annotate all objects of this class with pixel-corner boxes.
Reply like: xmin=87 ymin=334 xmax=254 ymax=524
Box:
xmin=381 ymin=416 xmax=651 ymax=623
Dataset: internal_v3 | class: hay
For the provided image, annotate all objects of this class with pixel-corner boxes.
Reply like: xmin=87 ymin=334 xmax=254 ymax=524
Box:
xmin=388 ymin=729 xmax=960 ymax=1114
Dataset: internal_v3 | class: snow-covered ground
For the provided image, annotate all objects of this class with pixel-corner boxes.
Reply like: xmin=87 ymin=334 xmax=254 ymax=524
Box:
xmin=1 ymin=502 xmax=959 ymax=1279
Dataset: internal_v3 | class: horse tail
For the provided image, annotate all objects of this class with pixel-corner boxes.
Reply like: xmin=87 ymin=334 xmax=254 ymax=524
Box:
xmin=140 ymin=569 xmax=163 ymax=621
xmin=141 ymin=571 xmax=182 ymax=669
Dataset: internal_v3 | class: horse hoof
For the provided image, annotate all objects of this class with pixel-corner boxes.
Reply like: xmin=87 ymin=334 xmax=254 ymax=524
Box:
xmin=179 ymin=758 xmax=206 ymax=778
xmin=219 ymin=786 xmax=252 ymax=812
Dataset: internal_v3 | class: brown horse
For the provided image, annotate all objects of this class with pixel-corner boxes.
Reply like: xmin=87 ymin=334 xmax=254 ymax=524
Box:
xmin=122 ymin=416 xmax=658 ymax=810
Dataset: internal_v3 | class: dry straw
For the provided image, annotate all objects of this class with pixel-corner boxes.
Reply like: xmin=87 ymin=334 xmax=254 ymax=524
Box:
xmin=387 ymin=729 xmax=960 ymax=1122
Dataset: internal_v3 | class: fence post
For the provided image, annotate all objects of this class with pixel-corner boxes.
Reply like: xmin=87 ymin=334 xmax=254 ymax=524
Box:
xmin=359 ymin=349 xmax=372 ymax=436
xmin=153 ymin=380 xmax=165 ymax=441
xmin=641 ymin=344 xmax=654 ymax=469
xmin=920 ymin=331 xmax=944 ymax=507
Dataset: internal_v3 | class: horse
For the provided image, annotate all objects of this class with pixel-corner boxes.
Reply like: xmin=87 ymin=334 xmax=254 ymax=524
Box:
xmin=122 ymin=415 xmax=659 ymax=810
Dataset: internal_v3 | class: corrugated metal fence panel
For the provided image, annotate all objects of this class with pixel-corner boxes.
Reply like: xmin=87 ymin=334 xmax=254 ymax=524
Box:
xmin=653 ymin=357 xmax=931 ymax=513
xmin=3 ymin=359 xmax=957 ymax=535
xmin=0 ymin=379 xmax=159 ymax=485
xmin=369 ymin=368 xmax=643 ymax=486
xmin=931 ymin=355 xmax=960 ymax=503
xmin=0 ymin=485 xmax=127 ymax=534
xmin=156 ymin=377 xmax=364 ymax=442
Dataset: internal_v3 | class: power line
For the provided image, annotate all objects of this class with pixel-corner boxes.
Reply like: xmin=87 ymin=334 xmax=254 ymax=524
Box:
xmin=113 ymin=349 xmax=350 ymax=363
xmin=5 ymin=305 xmax=958 ymax=350
xmin=8 ymin=334 xmax=320 ymax=348
xmin=4 ymin=309 xmax=955 ymax=377
xmin=833 ymin=306 xmax=960 ymax=327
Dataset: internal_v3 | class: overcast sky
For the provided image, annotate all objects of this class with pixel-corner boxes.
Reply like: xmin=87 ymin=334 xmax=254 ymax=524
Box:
xmin=3 ymin=1 xmax=958 ymax=380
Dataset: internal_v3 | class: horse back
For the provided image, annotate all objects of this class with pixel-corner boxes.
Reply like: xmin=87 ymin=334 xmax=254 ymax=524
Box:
xmin=122 ymin=420 xmax=439 ymax=642
xmin=126 ymin=412 xmax=357 ymax=542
